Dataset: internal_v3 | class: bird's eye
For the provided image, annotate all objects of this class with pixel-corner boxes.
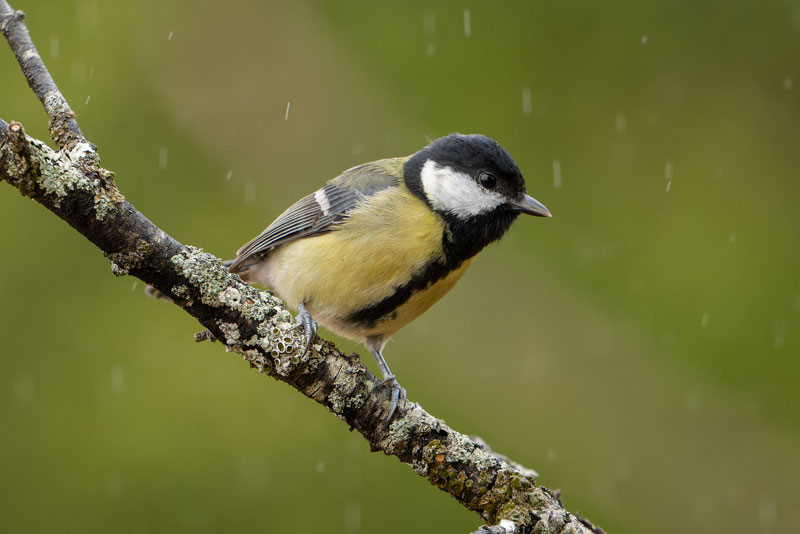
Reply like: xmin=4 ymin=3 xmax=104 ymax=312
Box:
xmin=478 ymin=172 xmax=497 ymax=189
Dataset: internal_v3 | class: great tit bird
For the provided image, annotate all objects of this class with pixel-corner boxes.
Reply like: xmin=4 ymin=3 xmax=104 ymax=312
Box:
xmin=227 ymin=133 xmax=551 ymax=418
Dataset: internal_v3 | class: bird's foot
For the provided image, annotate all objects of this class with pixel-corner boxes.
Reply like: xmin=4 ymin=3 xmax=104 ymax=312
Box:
xmin=380 ymin=375 xmax=407 ymax=421
xmin=293 ymin=302 xmax=318 ymax=356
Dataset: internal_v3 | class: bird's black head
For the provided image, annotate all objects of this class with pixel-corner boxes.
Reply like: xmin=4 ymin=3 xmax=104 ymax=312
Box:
xmin=404 ymin=133 xmax=550 ymax=263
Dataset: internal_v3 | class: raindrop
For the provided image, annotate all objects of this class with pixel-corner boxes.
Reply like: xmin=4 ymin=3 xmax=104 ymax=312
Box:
xmin=522 ymin=87 xmax=532 ymax=117
xmin=784 ymin=76 xmax=794 ymax=90
xmin=773 ymin=320 xmax=786 ymax=350
xmin=131 ymin=281 xmax=138 ymax=292
xmin=758 ymin=495 xmax=778 ymax=530
xmin=615 ymin=113 xmax=627 ymax=133
xmin=666 ymin=181 xmax=671 ymax=192
xmin=701 ymin=313 xmax=709 ymax=327
xmin=244 ymin=182 xmax=256 ymax=206
xmin=50 ymin=35 xmax=59 ymax=59
xmin=345 ymin=500 xmax=361 ymax=533
xmin=111 ymin=365 xmax=124 ymax=394
xmin=167 ymin=31 xmax=174 ymax=41
xmin=158 ymin=147 xmax=168 ymax=169
xmin=463 ymin=9 xmax=471 ymax=37
xmin=552 ymin=159 xmax=562 ymax=189
xmin=729 ymin=232 xmax=736 ymax=244
xmin=88 ymin=65 xmax=95 ymax=82
xmin=664 ymin=159 xmax=674 ymax=180
xmin=641 ymin=35 xmax=648 ymax=44
xmin=285 ymin=101 xmax=291 ymax=121
xmin=423 ymin=10 xmax=436 ymax=36
xmin=425 ymin=43 xmax=437 ymax=57
xmin=226 ymin=169 xmax=234 ymax=181
xmin=315 ymin=460 xmax=326 ymax=474
xmin=85 ymin=95 xmax=91 ymax=105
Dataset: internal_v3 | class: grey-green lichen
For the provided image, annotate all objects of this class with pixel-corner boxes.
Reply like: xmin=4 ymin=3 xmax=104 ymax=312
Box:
xmin=172 ymin=284 xmax=189 ymax=298
xmin=388 ymin=417 xmax=413 ymax=445
xmin=169 ymin=246 xmax=325 ymax=379
xmin=107 ymin=239 xmax=151 ymax=276
xmin=171 ymin=247 xmax=231 ymax=306
xmin=384 ymin=408 xmax=548 ymax=526
xmin=1 ymin=131 xmax=123 ymax=220
xmin=218 ymin=321 xmax=241 ymax=345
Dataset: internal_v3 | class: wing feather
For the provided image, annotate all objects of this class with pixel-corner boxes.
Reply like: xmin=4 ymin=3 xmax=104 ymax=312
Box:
xmin=228 ymin=184 xmax=355 ymax=271
xmin=227 ymin=158 xmax=406 ymax=273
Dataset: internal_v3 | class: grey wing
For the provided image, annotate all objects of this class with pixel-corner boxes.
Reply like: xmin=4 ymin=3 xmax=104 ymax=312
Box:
xmin=227 ymin=183 xmax=359 ymax=272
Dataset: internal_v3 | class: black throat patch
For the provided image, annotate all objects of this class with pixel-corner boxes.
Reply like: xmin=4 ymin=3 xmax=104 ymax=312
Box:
xmin=345 ymin=205 xmax=519 ymax=329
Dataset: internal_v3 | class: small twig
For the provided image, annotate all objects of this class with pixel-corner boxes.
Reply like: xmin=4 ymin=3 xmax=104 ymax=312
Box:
xmin=4 ymin=121 xmax=38 ymax=180
xmin=0 ymin=1 xmax=94 ymax=157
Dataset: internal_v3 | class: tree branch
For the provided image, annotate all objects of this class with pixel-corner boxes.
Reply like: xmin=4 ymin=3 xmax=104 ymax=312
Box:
xmin=0 ymin=3 xmax=93 ymax=157
xmin=0 ymin=3 xmax=603 ymax=533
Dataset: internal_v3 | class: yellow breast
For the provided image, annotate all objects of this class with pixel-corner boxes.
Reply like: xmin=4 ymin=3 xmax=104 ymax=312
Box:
xmin=261 ymin=187 xmax=474 ymax=343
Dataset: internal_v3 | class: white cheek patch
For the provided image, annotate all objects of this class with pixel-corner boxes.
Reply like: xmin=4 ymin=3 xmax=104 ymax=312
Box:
xmin=420 ymin=159 xmax=504 ymax=219
xmin=314 ymin=188 xmax=332 ymax=216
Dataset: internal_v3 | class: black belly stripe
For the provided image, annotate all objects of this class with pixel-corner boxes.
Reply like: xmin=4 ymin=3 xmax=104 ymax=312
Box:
xmin=347 ymin=205 xmax=520 ymax=329
xmin=346 ymin=257 xmax=459 ymax=328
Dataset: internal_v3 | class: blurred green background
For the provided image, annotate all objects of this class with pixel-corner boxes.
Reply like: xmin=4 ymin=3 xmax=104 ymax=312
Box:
xmin=2 ymin=1 xmax=799 ymax=532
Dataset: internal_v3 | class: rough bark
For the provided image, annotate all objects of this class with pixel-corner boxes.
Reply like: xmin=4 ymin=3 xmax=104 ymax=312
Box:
xmin=0 ymin=3 xmax=603 ymax=533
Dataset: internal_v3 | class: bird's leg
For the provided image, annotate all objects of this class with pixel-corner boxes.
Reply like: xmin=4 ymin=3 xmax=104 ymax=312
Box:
xmin=367 ymin=341 xmax=407 ymax=420
xmin=293 ymin=302 xmax=318 ymax=356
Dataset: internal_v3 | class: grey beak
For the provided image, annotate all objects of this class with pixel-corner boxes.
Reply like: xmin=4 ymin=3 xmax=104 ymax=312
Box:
xmin=513 ymin=194 xmax=552 ymax=217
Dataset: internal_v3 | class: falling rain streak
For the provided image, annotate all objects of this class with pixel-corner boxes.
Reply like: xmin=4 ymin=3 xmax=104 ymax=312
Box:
xmin=553 ymin=159 xmax=562 ymax=189
xmin=615 ymin=113 xmax=627 ymax=133
xmin=50 ymin=35 xmax=59 ymax=59
xmin=245 ymin=182 xmax=256 ymax=206
xmin=158 ymin=147 xmax=168 ymax=169
xmin=463 ymin=9 xmax=471 ymax=37
xmin=423 ymin=10 xmax=435 ymax=36
xmin=285 ymin=101 xmax=291 ymax=120
xmin=424 ymin=10 xmax=436 ymax=56
xmin=665 ymin=159 xmax=673 ymax=191
xmin=522 ymin=87 xmax=532 ymax=117
xmin=111 ymin=365 xmax=124 ymax=394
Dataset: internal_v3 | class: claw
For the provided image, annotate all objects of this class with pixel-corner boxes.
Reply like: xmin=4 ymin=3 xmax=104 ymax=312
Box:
xmin=366 ymin=337 xmax=409 ymax=422
xmin=293 ymin=302 xmax=318 ymax=356
xmin=381 ymin=375 xmax=407 ymax=421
